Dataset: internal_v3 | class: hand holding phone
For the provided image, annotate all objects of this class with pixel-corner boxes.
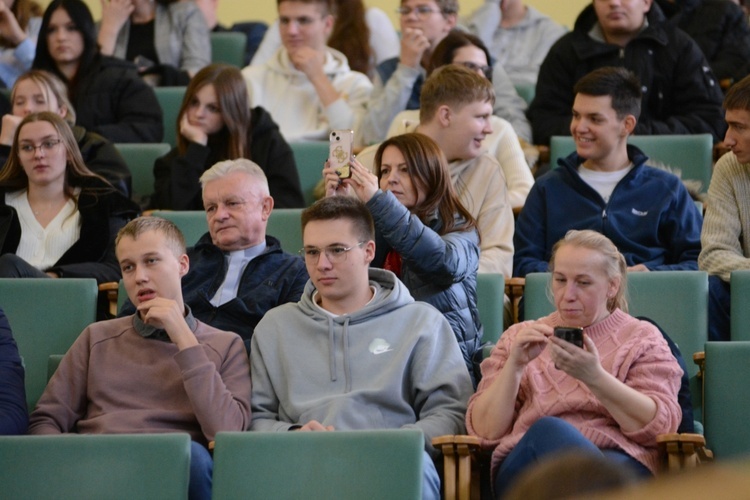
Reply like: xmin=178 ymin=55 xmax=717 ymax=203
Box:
xmin=553 ymin=326 xmax=584 ymax=349
xmin=329 ymin=130 xmax=354 ymax=179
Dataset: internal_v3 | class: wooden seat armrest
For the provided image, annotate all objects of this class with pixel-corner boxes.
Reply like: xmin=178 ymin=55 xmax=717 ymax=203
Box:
xmin=98 ymin=282 xmax=120 ymax=318
xmin=505 ymin=277 xmax=526 ymax=326
xmin=693 ymin=351 xmax=705 ymax=380
xmin=657 ymin=433 xmax=710 ymax=471
xmin=431 ymin=435 xmax=481 ymax=450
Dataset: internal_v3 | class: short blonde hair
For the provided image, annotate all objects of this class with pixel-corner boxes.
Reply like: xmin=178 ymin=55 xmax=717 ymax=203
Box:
xmin=549 ymin=229 xmax=629 ymax=313
xmin=419 ymin=64 xmax=494 ymax=124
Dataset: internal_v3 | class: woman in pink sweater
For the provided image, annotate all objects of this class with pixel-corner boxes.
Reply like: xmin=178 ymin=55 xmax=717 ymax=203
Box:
xmin=467 ymin=229 xmax=683 ymax=497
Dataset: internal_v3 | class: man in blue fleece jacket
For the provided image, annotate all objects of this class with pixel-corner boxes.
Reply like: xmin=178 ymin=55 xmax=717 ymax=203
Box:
xmin=250 ymin=196 xmax=472 ymax=500
xmin=514 ymin=66 xmax=702 ymax=278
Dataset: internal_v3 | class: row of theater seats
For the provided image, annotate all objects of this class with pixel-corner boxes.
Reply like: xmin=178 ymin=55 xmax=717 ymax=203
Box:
xmin=0 ymin=429 xmax=426 ymax=499
xmin=116 ymin=139 xmax=328 ymax=207
xmin=5 ymin=269 xmax=750 ymax=458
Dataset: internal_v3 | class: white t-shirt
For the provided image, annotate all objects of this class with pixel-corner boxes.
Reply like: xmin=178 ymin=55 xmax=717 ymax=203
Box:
xmin=578 ymin=164 xmax=633 ymax=203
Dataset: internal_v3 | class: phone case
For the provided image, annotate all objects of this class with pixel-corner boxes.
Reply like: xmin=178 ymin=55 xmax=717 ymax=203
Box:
xmin=329 ymin=130 xmax=354 ymax=178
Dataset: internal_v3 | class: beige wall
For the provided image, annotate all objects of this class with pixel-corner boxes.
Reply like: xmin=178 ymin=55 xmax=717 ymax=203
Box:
xmin=80 ymin=1 xmax=588 ymax=32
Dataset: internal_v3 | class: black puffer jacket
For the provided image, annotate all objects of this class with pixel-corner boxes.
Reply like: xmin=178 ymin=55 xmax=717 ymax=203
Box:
xmin=656 ymin=0 xmax=750 ymax=83
xmin=70 ymin=56 xmax=164 ymax=143
xmin=528 ymin=2 xmax=726 ymax=145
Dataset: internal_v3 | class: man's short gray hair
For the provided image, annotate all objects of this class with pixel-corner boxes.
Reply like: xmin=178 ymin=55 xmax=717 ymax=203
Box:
xmin=199 ymin=159 xmax=270 ymax=196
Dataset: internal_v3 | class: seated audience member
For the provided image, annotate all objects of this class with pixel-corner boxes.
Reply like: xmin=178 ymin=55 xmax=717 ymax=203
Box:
xmin=33 ymin=0 xmax=163 ymax=143
xmin=358 ymin=65 xmax=514 ymax=277
xmin=151 ymin=63 xmax=303 ymax=210
xmin=0 ymin=112 xmax=139 ymax=283
xmin=699 ymin=74 xmax=750 ymax=341
xmin=324 ymin=133 xmax=482 ymax=379
xmin=657 ymin=0 xmax=750 ymax=85
xmin=241 ymin=0 xmax=372 ymax=146
xmin=250 ymin=0 xmax=400 ymax=80
xmin=468 ymin=229 xmax=682 ymax=498
xmin=30 ymin=216 xmax=252 ymax=500
xmin=360 ymin=0 xmax=456 ymax=145
xmin=465 ymin=0 xmax=566 ymax=87
xmin=97 ymin=0 xmax=210 ymax=86
xmin=0 ymin=69 xmax=131 ymax=197
xmin=0 ymin=306 xmax=27 ymax=435
xmin=250 ymin=195 xmax=472 ymax=500
xmin=385 ymin=31 xmax=533 ymax=209
xmin=527 ymin=0 xmax=725 ymax=145
xmin=0 ymin=0 xmax=42 ymax=88
xmin=123 ymin=159 xmax=308 ymax=351
xmin=514 ymin=67 xmax=703 ymax=278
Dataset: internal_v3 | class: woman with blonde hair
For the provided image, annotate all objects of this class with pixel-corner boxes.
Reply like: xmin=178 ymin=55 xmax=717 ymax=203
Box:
xmin=468 ymin=229 xmax=682 ymax=497
xmin=0 ymin=69 xmax=131 ymax=195
xmin=151 ymin=63 xmax=303 ymax=210
xmin=0 ymin=111 xmax=139 ymax=282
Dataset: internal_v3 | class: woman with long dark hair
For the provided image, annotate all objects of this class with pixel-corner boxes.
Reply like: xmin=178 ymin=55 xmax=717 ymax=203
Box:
xmin=151 ymin=63 xmax=303 ymax=210
xmin=32 ymin=0 xmax=162 ymax=143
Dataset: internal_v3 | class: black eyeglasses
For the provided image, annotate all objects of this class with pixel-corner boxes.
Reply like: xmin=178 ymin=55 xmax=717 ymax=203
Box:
xmin=396 ymin=5 xmax=443 ymax=16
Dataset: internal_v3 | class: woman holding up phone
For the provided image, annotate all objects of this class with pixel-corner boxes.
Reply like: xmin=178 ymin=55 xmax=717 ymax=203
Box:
xmin=324 ymin=132 xmax=481 ymax=381
xmin=467 ymin=229 xmax=683 ymax=497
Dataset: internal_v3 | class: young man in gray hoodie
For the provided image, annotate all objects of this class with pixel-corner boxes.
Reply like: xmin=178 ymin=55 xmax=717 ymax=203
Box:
xmin=250 ymin=195 xmax=472 ymax=500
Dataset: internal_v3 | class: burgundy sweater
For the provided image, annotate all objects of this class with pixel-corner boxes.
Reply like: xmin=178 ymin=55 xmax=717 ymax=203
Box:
xmin=467 ymin=309 xmax=682 ymax=475
xmin=29 ymin=313 xmax=251 ymax=444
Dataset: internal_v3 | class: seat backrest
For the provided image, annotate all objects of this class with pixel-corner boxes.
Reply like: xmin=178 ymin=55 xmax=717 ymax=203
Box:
xmin=153 ymin=86 xmax=187 ymax=148
xmin=730 ymin=270 xmax=750 ymax=341
xmin=266 ymin=208 xmax=304 ymax=253
xmin=210 ymin=31 xmax=247 ymax=67
xmin=212 ymin=430 xmax=423 ymax=500
xmin=704 ymin=341 xmax=750 ymax=459
xmin=524 ymin=271 xmax=708 ymax=419
xmin=289 ymin=141 xmax=328 ymax=206
xmin=549 ymin=134 xmax=714 ymax=192
xmin=477 ymin=273 xmax=505 ymax=344
xmin=114 ymin=143 xmax=171 ymax=202
xmin=514 ymin=83 xmax=535 ymax=105
xmin=0 ymin=433 xmax=191 ymax=499
xmin=0 ymin=278 xmax=98 ymax=411
xmin=151 ymin=210 xmax=208 ymax=247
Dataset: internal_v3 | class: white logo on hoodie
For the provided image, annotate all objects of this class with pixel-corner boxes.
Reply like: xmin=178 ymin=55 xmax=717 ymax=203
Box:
xmin=369 ymin=338 xmax=393 ymax=355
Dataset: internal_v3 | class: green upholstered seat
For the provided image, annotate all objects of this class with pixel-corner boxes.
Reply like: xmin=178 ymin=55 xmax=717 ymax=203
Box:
xmin=477 ymin=273 xmax=505 ymax=345
xmin=266 ymin=208 xmax=304 ymax=253
xmin=0 ymin=433 xmax=191 ymax=499
xmin=153 ymin=86 xmax=187 ymax=148
xmin=730 ymin=270 xmax=750 ymax=341
xmin=0 ymin=278 xmax=98 ymax=411
xmin=212 ymin=430 xmax=424 ymax=499
xmin=210 ymin=31 xmax=247 ymax=67
xmin=549 ymin=134 xmax=714 ymax=192
xmin=114 ymin=143 xmax=171 ymax=203
xmin=524 ymin=270 xmax=708 ymax=425
xmin=150 ymin=210 xmax=208 ymax=247
xmin=703 ymin=341 xmax=750 ymax=459
xmin=289 ymin=141 xmax=328 ymax=206
xmin=514 ymin=83 xmax=535 ymax=105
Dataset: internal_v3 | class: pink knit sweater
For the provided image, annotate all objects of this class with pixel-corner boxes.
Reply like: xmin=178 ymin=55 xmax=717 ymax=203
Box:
xmin=466 ymin=309 xmax=682 ymax=475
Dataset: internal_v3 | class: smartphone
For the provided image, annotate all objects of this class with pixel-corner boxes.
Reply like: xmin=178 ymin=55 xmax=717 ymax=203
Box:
xmin=329 ymin=129 xmax=354 ymax=179
xmin=553 ymin=326 xmax=584 ymax=349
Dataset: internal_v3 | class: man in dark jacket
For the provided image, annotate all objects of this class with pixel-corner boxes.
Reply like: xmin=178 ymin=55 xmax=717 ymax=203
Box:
xmin=656 ymin=0 xmax=750 ymax=85
xmin=122 ymin=159 xmax=308 ymax=351
xmin=528 ymin=0 xmax=725 ymax=145
xmin=515 ymin=67 xmax=703 ymax=278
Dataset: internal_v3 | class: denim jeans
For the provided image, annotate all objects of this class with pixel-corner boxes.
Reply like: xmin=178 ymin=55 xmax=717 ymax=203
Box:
xmin=189 ymin=441 xmax=213 ymax=500
xmin=494 ymin=417 xmax=651 ymax=498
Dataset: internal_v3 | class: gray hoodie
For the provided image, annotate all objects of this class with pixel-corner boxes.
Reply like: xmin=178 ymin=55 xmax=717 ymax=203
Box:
xmin=250 ymin=268 xmax=472 ymax=455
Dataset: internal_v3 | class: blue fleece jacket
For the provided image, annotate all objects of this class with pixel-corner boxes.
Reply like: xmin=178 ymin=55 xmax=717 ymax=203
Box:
xmin=514 ymin=145 xmax=703 ymax=277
